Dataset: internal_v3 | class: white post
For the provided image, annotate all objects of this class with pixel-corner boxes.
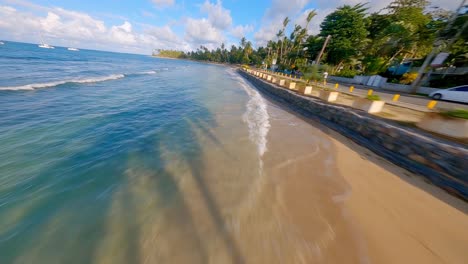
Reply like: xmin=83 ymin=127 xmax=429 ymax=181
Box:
xmin=303 ymin=86 xmax=313 ymax=95
xmin=289 ymin=82 xmax=296 ymax=90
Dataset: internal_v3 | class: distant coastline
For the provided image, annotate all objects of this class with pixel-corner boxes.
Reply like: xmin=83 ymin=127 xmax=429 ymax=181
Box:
xmin=152 ymin=54 xmax=238 ymax=68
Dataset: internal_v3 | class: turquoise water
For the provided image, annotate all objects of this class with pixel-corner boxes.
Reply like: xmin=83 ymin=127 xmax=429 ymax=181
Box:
xmin=0 ymin=42 xmax=271 ymax=263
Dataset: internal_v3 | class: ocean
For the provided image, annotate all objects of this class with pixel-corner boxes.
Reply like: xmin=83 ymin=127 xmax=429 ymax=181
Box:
xmin=0 ymin=41 xmax=355 ymax=263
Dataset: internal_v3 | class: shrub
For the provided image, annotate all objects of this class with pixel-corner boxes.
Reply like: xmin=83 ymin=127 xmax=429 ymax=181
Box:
xmin=366 ymin=95 xmax=381 ymax=101
xmin=335 ymin=69 xmax=358 ymax=78
xmin=440 ymin=109 xmax=468 ymax=119
xmin=300 ymin=65 xmax=322 ymax=81
xmin=399 ymin=72 xmax=418 ymax=84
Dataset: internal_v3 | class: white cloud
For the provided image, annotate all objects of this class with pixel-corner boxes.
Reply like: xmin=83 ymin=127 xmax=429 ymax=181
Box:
xmin=254 ymin=0 xmax=310 ymax=47
xmin=0 ymin=0 xmax=243 ymax=52
xmin=184 ymin=17 xmax=224 ymax=46
xmin=145 ymin=25 xmax=180 ymax=44
xmin=141 ymin=10 xmax=156 ymax=18
xmin=0 ymin=4 xmax=190 ymax=54
xmin=294 ymin=8 xmax=334 ymax=35
xmin=231 ymin=24 xmax=254 ymax=39
xmin=181 ymin=0 xmax=240 ymax=48
xmin=201 ymin=0 xmax=232 ymax=30
xmin=253 ymin=22 xmax=282 ymax=47
xmin=151 ymin=0 xmax=175 ymax=8
xmin=264 ymin=0 xmax=309 ymax=21
xmin=109 ymin=21 xmax=136 ymax=45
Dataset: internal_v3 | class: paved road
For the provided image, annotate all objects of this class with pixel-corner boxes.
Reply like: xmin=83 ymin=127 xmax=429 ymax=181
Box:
xmin=331 ymin=83 xmax=467 ymax=111
xmin=267 ymin=72 xmax=467 ymax=111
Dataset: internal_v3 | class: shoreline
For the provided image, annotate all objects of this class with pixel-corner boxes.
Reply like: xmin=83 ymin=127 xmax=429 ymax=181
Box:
xmin=238 ymin=69 xmax=468 ymax=201
xmin=249 ymin=68 xmax=468 ymax=263
xmin=152 ymin=55 xmax=239 ymax=68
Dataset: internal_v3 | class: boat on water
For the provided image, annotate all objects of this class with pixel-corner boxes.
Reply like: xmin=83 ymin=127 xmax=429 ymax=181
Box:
xmin=38 ymin=43 xmax=55 ymax=49
xmin=38 ymin=35 xmax=54 ymax=49
xmin=0 ymin=41 xmax=4 ymax=45
xmin=67 ymin=47 xmax=79 ymax=51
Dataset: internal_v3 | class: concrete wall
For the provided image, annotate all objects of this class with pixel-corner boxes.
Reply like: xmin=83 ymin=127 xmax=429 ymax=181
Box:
xmin=367 ymin=75 xmax=387 ymax=87
xmin=381 ymin=82 xmax=439 ymax=95
xmin=329 ymin=76 xmax=357 ymax=84
xmin=239 ymin=69 xmax=468 ymax=200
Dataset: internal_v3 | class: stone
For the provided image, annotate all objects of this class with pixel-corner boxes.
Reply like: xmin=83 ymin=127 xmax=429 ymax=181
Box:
xmin=288 ymin=82 xmax=297 ymax=90
xmin=352 ymin=98 xmax=385 ymax=114
xmin=300 ymin=86 xmax=313 ymax=95
xmin=409 ymin=154 xmax=427 ymax=164
xmin=319 ymin=90 xmax=339 ymax=102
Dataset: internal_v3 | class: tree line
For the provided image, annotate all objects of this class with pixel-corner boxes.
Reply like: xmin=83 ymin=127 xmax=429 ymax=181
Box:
xmin=156 ymin=0 xmax=467 ymax=86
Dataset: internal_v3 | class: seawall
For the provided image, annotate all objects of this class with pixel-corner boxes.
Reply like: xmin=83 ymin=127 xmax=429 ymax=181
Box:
xmin=238 ymin=69 xmax=468 ymax=201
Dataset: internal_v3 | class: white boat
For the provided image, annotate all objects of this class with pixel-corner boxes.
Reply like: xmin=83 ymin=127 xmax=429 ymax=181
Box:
xmin=38 ymin=43 xmax=54 ymax=49
xmin=67 ymin=47 xmax=79 ymax=51
xmin=0 ymin=41 xmax=4 ymax=45
xmin=38 ymin=35 xmax=54 ymax=49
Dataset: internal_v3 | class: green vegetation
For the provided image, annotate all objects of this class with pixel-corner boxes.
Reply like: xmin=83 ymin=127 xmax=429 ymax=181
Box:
xmin=153 ymin=49 xmax=186 ymax=59
xmin=162 ymin=0 xmax=467 ymax=83
xmin=399 ymin=72 xmax=418 ymax=84
xmin=366 ymin=95 xmax=381 ymax=101
xmin=300 ymin=64 xmax=322 ymax=81
xmin=319 ymin=3 xmax=368 ymax=66
xmin=440 ymin=109 xmax=468 ymax=119
xmin=335 ymin=69 xmax=358 ymax=78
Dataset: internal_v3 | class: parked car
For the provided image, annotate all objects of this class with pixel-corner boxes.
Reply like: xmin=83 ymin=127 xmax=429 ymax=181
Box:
xmin=429 ymin=85 xmax=468 ymax=103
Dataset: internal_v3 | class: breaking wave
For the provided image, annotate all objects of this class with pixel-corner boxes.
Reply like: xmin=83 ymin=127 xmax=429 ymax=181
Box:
xmin=228 ymin=69 xmax=270 ymax=158
xmin=0 ymin=74 xmax=125 ymax=91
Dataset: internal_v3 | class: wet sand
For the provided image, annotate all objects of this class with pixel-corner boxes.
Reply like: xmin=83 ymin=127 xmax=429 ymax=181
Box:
xmin=256 ymin=100 xmax=468 ymax=264
xmin=123 ymin=76 xmax=468 ymax=264
xmin=134 ymin=91 xmax=468 ymax=263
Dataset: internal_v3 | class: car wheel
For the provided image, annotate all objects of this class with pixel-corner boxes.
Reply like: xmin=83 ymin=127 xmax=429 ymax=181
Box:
xmin=432 ymin=93 xmax=442 ymax=100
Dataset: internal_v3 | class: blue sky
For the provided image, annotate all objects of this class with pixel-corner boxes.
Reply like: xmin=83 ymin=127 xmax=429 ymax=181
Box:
xmin=0 ymin=0 xmax=459 ymax=54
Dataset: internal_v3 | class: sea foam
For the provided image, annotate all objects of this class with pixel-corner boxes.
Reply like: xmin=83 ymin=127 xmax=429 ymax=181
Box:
xmin=228 ymin=69 xmax=270 ymax=158
xmin=0 ymin=74 xmax=125 ymax=91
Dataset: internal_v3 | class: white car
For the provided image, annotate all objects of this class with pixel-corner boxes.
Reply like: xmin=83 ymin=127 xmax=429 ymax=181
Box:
xmin=429 ymin=85 xmax=468 ymax=103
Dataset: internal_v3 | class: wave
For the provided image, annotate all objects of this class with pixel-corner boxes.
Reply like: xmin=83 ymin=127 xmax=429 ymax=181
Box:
xmin=228 ymin=69 xmax=270 ymax=158
xmin=140 ymin=70 xmax=157 ymax=75
xmin=0 ymin=74 xmax=125 ymax=91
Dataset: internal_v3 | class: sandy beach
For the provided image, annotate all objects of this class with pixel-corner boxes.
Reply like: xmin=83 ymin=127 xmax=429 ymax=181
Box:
xmin=132 ymin=74 xmax=468 ymax=264
xmin=134 ymin=92 xmax=468 ymax=263
xmin=252 ymin=99 xmax=468 ymax=264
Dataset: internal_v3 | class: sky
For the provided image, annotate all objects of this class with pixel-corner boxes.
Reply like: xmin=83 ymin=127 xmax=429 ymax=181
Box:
xmin=0 ymin=0 xmax=461 ymax=54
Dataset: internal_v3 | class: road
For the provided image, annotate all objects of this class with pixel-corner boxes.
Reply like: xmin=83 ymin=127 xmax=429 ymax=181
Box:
xmin=331 ymin=83 xmax=467 ymax=111
xmin=269 ymin=72 xmax=467 ymax=111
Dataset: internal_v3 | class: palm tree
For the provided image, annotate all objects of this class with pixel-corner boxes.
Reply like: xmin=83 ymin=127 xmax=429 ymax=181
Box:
xmin=280 ymin=17 xmax=290 ymax=62
xmin=221 ymin=43 xmax=226 ymax=62
xmin=305 ymin=10 xmax=317 ymax=30
xmin=240 ymin=37 xmax=247 ymax=49
xmin=293 ymin=10 xmax=317 ymax=61
xmin=244 ymin=41 xmax=253 ymax=62
xmin=276 ymin=29 xmax=283 ymax=60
